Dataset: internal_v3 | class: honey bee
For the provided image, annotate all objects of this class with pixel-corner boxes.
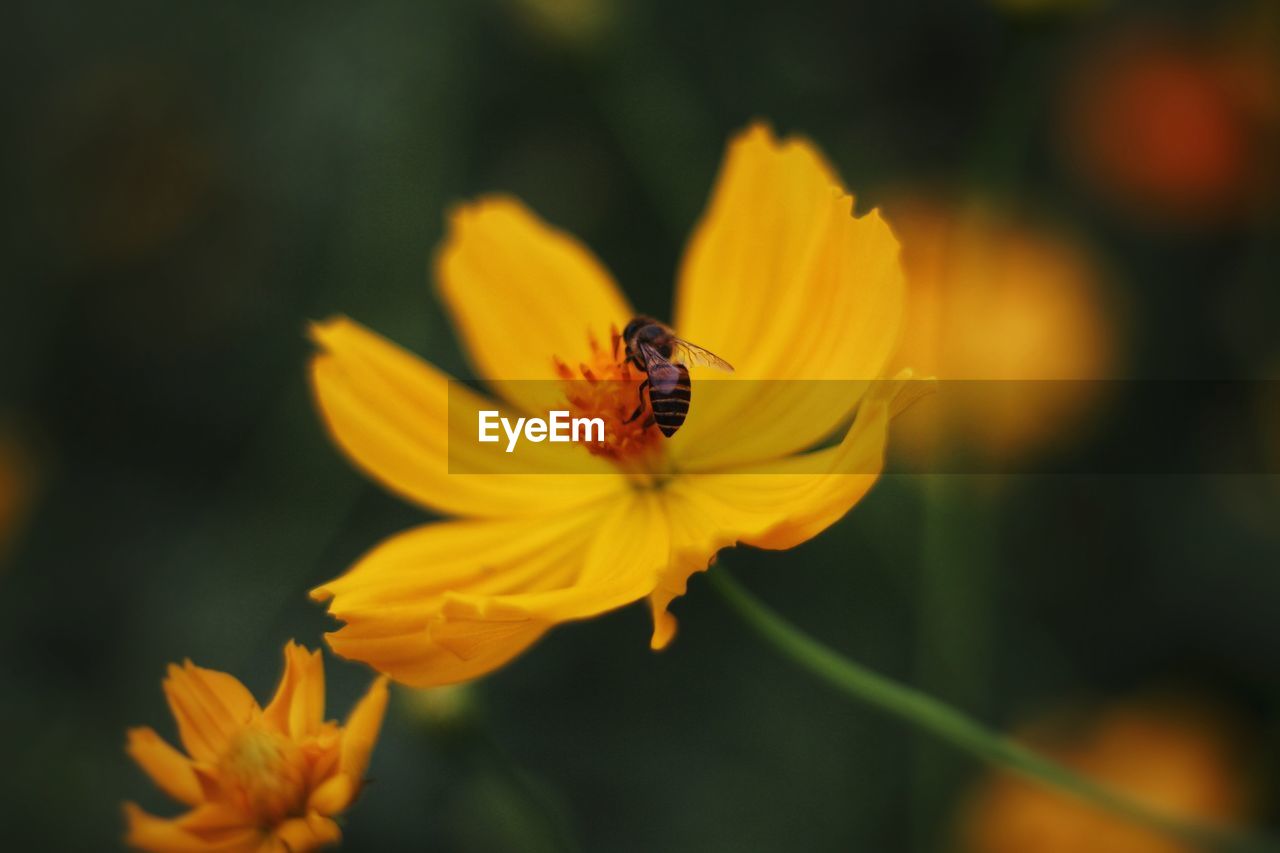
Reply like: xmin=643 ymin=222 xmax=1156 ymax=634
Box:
xmin=618 ymin=316 xmax=734 ymax=437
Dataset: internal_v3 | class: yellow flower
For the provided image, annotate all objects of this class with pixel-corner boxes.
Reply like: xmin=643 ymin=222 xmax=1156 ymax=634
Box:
xmin=124 ymin=642 xmax=389 ymax=853
xmin=309 ymin=123 xmax=910 ymax=686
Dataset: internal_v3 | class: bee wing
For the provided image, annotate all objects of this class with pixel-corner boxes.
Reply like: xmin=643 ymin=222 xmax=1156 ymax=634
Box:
xmin=671 ymin=338 xmax=734 ymax=373
xmin=639 ymin=342 xmax=683 ymax=393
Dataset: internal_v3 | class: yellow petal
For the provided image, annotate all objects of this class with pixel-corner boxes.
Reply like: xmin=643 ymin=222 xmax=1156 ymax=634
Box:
xmin=316 ymin=493 xmax=663 ymax=686
xmin=670 ymin=123 xmax=904 ymax=470
xmin=125 ymin=727 xmax=203 ymax=807
xmin=314 ymin=509 xmax=600 ymax=612
xmin=340 ymin=675 xmax=389 ymax=786
xmin=262 ymin=641 xmax=325 ymax=741
xmin=429 ymin=489 xmax=668 ymax=651
xmin=315 ymin=513 xmax=595 ymax=685
xmin=191 ymin=764 xmax=226 ymax=802
xmin=123 ymin=803 xmax=258 ymax=853
xmin=271 ymin=814 xmax=341 ymax=853
xmin=307 ymin=774 xmax=354 ymax=817
xmin=650 ymin=388 xmax=894 ymax=648
xmin=163 ymin=661 xmax=260 ymax=764
xmin=435 ymin=195 xmax=634 ymax=416
xmin=177 ymin=803 xmax=255 ymax=834
xmin=310 ymin=316 xmax=625 ymax=519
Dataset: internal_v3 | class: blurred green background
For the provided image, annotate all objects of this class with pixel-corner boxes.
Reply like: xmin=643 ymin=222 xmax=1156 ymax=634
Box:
xmin=2 ymin=0 xmax=1279 ymax=850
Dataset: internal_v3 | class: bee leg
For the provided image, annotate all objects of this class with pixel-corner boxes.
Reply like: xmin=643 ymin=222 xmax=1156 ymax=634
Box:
xmin=624 ymin=379 xmax=649 ymax=424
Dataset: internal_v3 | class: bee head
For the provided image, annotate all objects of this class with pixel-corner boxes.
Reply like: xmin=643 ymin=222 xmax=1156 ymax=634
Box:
xmin=621 ymin=317 xmax=649 ymax=343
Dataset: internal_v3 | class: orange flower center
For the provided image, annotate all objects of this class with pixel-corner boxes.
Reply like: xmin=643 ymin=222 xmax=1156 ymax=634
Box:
xmin=218 ymin=727 xmax=309 ymax=826
xmin=553 ymin=326 xmax=664 ymax=470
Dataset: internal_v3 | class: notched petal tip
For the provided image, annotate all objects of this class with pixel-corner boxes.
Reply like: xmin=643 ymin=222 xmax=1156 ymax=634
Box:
xmin=306 ymin=314 xmax=361 ymax=354
xmin=726 ymin=119 xmax=842 ymax=192
xmin=268 ymin=640 xmax=327 ymax=741
xmin=649 ymin=607 xmax=678 ymax=650
xmin=305 ymin=317 xmax=334 ymax=347
xmin=435 ymin=195 xmax=539 ymax=283
xmin=738 ymin=119 xmax=777 ymax=142
xmin=441 ymin=192 xmax=521 ymax=229
xmin=647 ymin=547 xmax=719 ymax=651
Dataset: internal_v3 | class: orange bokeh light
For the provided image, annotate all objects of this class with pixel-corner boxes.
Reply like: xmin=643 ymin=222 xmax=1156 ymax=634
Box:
xmin=0 ymin=430 xmax=35 ymax=565
xmin=886 ymin=199 xmax=1116 ymax=461
xmin=957 ymin=697 xmax=1255 ymax=853
xmin=1059 ymin=27 xmax=1280 ymax=226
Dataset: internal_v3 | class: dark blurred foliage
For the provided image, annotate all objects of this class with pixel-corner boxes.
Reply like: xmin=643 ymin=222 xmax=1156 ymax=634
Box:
xmin=2 ymin=0 xmax=1279 ymax=851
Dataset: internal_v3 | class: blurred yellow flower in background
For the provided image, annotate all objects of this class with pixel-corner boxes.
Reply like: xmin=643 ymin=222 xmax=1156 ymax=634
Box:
xmin=886 ymin=199 xmax=1115 ymax=460
xmin=402 ymin=684 xmax=476 ymax=730
xmin=124 ymin=642 xmax=389 ymax=853
xmin=506 ymin=0 xmax=615 ymax=46
xmin=957 ymin=697 xmax=1254 ymax=853
xmin=309 ymin=123 xmax=913 ymax=686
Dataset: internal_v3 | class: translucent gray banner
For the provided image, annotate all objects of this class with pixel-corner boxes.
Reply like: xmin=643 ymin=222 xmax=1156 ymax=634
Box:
xmin=445 ymin=380 xmax=1280 ymax=475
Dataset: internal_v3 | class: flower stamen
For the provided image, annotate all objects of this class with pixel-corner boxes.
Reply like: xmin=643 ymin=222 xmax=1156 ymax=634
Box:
xmin=218 ymin=727 xmax=308 ymax=825
xmin=553 ymin=326 xmax=664 ymax=469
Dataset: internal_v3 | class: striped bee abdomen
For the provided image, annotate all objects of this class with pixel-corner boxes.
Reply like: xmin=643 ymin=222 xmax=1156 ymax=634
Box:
xmin=648 ymin=364 xmax=692 ymax=437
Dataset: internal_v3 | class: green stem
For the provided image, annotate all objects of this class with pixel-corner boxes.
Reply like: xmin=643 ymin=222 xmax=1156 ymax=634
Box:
xmin=911 ymin=474 xmax=995 ymax=852
xmin=707 ymin=569 xmax=1274 ymax=853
